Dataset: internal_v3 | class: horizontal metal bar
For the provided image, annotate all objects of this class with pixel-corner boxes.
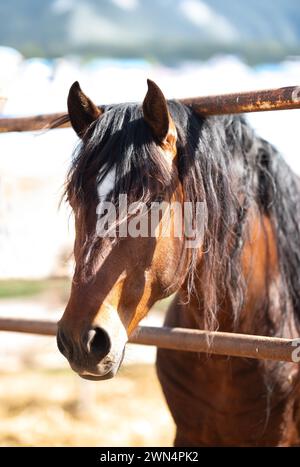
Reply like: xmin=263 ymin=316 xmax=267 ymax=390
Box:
xmin=0 ymin=112 xmax=70 ymax=133
xmin=181 ymin=85 xmax=300 ymax=115
xmin=0 ymin=317 xmax=298 ymax=363
xmin=1 ymin=84 xmax=300 ymax=133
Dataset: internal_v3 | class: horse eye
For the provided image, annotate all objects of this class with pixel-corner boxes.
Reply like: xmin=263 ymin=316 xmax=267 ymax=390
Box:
xmin=153 ymin=195 xmax=164 ymax=203
xmin=146 ymin=195 xmax=164 ymax=208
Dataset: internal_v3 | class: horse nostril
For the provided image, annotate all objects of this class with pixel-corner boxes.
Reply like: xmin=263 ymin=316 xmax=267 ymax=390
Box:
xmin=87 ymin=327 xmax=111 ymax=361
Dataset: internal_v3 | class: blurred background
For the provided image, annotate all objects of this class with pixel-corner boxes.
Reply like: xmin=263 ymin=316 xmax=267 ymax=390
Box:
xmin=0 ymin=0 xmax=300 ymax=447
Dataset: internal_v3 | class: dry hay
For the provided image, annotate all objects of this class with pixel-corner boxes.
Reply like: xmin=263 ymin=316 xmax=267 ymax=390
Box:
xmin=0 ymin=364 xmax=174 ymax=446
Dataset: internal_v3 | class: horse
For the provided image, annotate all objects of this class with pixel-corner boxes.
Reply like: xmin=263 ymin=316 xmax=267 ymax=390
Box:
xmin=56 ymin=79 xmax=300 ymax=446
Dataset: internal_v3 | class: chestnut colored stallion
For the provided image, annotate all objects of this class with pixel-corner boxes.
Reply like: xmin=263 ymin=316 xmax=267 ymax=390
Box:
xmin=57 ymin=79 xmax=300 ymax=446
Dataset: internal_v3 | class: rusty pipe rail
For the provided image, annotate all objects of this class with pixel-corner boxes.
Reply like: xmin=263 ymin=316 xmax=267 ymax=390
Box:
xmin=1 ymin=85 xmax=300 ymax=133
xmin=180 ymin=85 xmax=300 ymax=115
xmin=0 ymin=112 xmax=70 ymax=133
xmin=0 ymin=317 xmax=298 ymax=363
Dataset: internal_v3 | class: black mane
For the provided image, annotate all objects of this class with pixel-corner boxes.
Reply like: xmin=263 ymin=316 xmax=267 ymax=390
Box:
xmin=65 ymin=100 xmax=300 ymax=332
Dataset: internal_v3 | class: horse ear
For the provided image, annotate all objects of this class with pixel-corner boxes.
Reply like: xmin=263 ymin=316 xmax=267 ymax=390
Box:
xmin=67 ymin=81 xmax=102 ymax=137
xmin=143 ymin=79 xmax=174 ymax=145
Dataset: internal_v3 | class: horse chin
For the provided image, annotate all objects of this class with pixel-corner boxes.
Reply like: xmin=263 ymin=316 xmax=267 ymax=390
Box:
xmin=79 ymin=370 xmax=116 ymax=381
xmin=77 ymin=348 xmax=125 ymax=381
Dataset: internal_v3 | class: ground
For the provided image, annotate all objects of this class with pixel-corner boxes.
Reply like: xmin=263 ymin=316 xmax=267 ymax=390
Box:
xmin=0 ymin=365 xmax=174 ymax=447
xmin=0 ymin=279 xmax=174 ymax=447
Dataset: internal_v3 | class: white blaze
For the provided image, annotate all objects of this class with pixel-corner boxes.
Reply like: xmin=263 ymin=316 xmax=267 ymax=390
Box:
xmin=97 ymin=167 xmax=116 ymax=202
xmin=94 ymin=166 xmax=117 ymax=241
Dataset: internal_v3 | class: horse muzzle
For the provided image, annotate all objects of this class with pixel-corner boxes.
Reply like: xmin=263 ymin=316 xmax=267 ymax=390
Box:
xmin=78 ymin=349 xmax=125 ymax=381
xmin=56 ymin=313 xmax=128 ymax=380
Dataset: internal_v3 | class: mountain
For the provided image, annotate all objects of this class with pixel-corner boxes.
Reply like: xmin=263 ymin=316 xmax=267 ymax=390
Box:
xmin=0 ymin=0 xmax=300 ymax=63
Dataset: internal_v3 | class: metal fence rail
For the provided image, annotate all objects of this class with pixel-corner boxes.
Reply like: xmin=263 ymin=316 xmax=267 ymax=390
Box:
xmin=0 ymin=317 xmax=298 ymax=363
xmin=1 ymin=85 xmax=300 ymax=133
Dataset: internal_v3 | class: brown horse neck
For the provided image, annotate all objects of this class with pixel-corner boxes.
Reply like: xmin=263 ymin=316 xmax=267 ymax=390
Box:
xmin=178 ymin=210 xmax=283 ymax=335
